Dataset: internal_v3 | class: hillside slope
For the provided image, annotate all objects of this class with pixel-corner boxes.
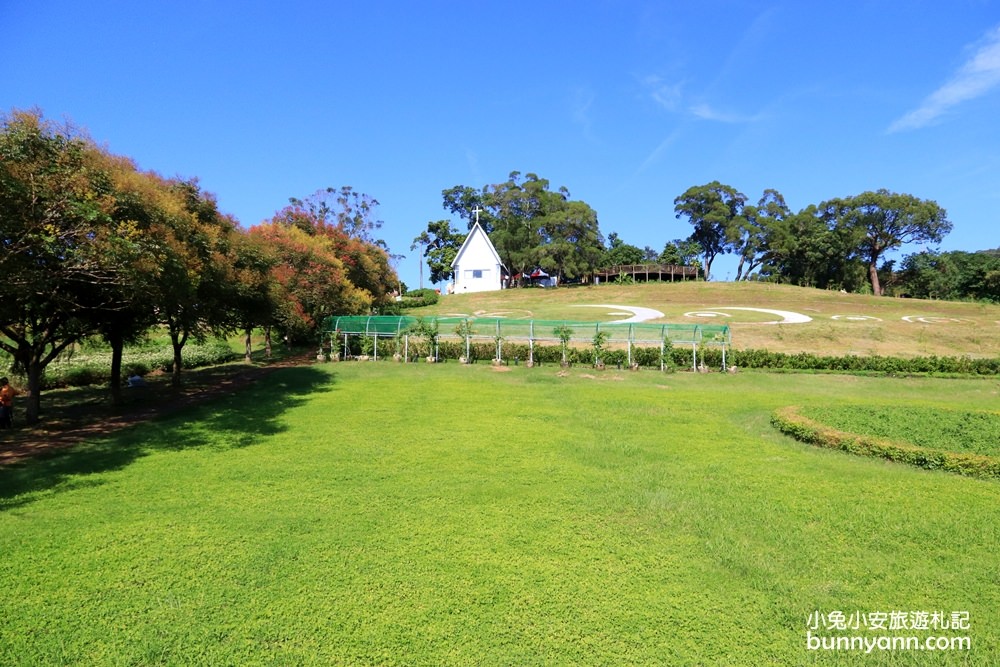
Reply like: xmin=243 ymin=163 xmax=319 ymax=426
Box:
xmin=413 ymin=282 xmax=1000 ymax=357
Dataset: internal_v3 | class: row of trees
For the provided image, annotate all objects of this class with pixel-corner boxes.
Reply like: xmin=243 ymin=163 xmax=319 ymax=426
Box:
xmin=0 ymin=110 xmax=396 ymax=423
xmin=411 ymin=173 xmax=960 ymax=298
xmin=896 ymin=249 xmax=1000 ymax=301
xmin=673 ymin=181 xmax=955 ymax=296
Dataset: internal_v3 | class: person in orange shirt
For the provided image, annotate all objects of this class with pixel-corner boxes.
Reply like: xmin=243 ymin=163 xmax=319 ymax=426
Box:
xmin=0 ymin=377 xmax=18 ymax=429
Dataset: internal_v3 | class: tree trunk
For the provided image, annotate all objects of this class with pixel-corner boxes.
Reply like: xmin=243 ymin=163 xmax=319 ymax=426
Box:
xmin=244 ymin=327 xmax=253 ymax=363
xmin=264 ymin=326 xmax=272 ymax=360
xmin=109 ymin=332 xmax=125 ymax=407
xmin=169 ymin=330 xmax=188 ymax=388
xmin=869 ymin=262 xmax=883 ymax=296
xmin=25 ymin=357 xmax=43 ymax=426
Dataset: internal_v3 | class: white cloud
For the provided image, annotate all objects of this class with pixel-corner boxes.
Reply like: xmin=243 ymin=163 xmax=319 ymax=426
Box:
xmin=571 ymin=85 xmax=597 ymax=142
xmin=641 ymin=74 xmax=684 ymax=111
xmin=688 ymin=103 xmax=761 ymax=124
xmin=640 ymin=74 xmax=760 ymax=124
xmin=889 ymin=25 xmax=1000 ymax=132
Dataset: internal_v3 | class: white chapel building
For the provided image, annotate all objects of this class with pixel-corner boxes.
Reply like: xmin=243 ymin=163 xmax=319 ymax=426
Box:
xmin=450 ymin=220 xmax=505 ymax=293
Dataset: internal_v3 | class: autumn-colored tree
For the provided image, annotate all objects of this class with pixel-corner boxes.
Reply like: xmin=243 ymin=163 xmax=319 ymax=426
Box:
xmin=153 ymin=179 xmax=243 ymax=387
xmin=90 ymin=154 xmax=181 ymax=404
xmin=0 ymin=109 xmax=144 ymax=422
xmin=271 ymin=189 xmax=398 ymax=311
xmin=249 ymin=222 xmax=371 ymax=342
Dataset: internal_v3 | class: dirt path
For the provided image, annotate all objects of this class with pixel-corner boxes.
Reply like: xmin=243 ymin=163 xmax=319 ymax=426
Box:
xmin=0 ymin=355 xmax=311 ymax=466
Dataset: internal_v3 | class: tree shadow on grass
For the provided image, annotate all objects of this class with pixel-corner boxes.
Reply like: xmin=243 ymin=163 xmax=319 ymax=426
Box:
xmin=0 ymin=366 xmax=334 ymax=512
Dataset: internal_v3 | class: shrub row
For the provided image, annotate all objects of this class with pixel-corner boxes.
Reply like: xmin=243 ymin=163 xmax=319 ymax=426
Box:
xmin=770 ymin=406 xmax=1000 ymax=480
xmin=723 ymin=349 xmax=1000 ymax=375
xmin=337 ymin=336 xmax=1000 ymax=375
xmin=398 ymin=289 xmax=440 ymax=309
xmin=26 ymin=339 xmax=237 ymax=389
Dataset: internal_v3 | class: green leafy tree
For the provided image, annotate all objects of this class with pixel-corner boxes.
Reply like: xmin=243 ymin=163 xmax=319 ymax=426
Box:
xmin=442 ymin=172 xmax=602 ymax=286
xmin=673 ymin=181 xmax=747 ymax=281
xmin=93 ymin=157 xmax=181 ymax=404
xmin=898 ymin=250 xmax=1000 ymax=302
xmin=733 ymin=189 xmax=789 ymax=280
xmin=537 ymin=200 xmax=604 ymax=282
xmin=603 ymin=232 xmax=645 ymax=266
xmin=227 ymin=232 xmax=280 ymax=362
xmin=759 ymin=205 xmax=865 ymax=290
xmin=821 ymin=189 xmax=952 ymax=296
xmin=154 ymin=179 xmax=244 ymax=387
xmin=411 ymin=219 xmax=466 ymax=285
xmin=659 ymin=238 xmax=703 ymax=267
xmin=484 ymin=172 xmax=558 ymax=285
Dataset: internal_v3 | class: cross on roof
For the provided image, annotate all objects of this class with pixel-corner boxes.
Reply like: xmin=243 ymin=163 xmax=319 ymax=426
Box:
xmin=472 ymin=205 xmax=482 ymax=225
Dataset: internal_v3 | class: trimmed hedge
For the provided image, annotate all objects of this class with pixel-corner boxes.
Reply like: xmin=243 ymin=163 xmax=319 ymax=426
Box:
xmin=398 ymin=289 xmax=440 ymax=309
xmin=335 ymin=332 xmax=1000 ymax=375
xmin=383 ymin=339 xmax=1000 ymax=375
xmin=721 ymin=349 xmax=1000 ymax=375
xmin=770 ymin=406 xmax=1000 ymax=480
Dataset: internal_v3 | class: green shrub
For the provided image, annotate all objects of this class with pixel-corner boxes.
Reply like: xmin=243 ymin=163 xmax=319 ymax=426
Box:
xmin=770 ymin=406 xmax=1000 ymax=479
xmin=399 ymin=289 xmax=440 ymax=309
xmin=34 ymin=339 xmax=237 ymax=389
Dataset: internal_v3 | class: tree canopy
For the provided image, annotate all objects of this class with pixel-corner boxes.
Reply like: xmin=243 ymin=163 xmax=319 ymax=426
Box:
xmin=820 ymin=189 xmax=952 ymax=295
xmin=673 ymin=181 xmax=747 ymax=281
xmin=0 ymin=109 xmax=398 ymax=423
xmin=439 ymin=171 xmax=604 ymax=285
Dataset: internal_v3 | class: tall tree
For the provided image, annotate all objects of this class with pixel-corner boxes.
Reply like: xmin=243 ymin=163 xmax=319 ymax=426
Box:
xmin=485 ymin=172 xmax=562 ymax=285
xmin=733 ymin=189 xmax=789 ymax=280
xmin=156 ymin=179 xmax=242 ymax=387
xmin=759 ymin=204 xmax=865 ymax=290
xmin=227 ymin=231 xmax=280 ymax=362
xmin=537 ymin=200 xmax=604 ymax=282
xmin=898 ymin=250 xmax=1000 ymax=302
xmin=673 ymin=181 xmax=747 ymax=281
xmin=0 ymin=110 xmax=130 ymax=423
xmin=92 ymin=155 xmax=179 ymax=405
xmin=273 ymin=194 xmax=398 ymax=311
xmin=286 ymin=186 xmax=384 ymax=244
xmin=411 ymin=219 xmax=466 ymax=285
xmin=442 ymin=172 xmax=600 ymax=287
xmin=249 ymin=222 xmax=370 ymax=341
xmin=822 ymin=189 xmax=952 ymax=296
xmin=441 ymin=185 xmax=487 ymax=229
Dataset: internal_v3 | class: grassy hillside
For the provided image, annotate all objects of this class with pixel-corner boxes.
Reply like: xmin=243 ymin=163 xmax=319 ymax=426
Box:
xmin=413 ymin=282 xmax=1000 ymax=358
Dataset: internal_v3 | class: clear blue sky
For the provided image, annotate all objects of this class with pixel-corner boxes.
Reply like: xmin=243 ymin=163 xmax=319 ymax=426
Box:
xmin=4 ymin=1 xmax=999 ymax=287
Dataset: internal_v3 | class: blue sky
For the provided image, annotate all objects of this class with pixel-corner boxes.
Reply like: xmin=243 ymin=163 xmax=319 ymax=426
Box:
xmin=4 ymin=1 xmax=999 ymax=287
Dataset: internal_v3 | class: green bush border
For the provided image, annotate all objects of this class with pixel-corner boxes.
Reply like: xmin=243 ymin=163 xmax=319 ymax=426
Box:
xmin=770 ymin=406 xmax=1000 ymax=480
xmin=9 ymin=339 xmax=238 ymax=390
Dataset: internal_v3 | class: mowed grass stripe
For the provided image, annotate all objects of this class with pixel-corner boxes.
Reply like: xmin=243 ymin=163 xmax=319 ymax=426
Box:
xmin=1 ymin=364 xmax=997 ymax=665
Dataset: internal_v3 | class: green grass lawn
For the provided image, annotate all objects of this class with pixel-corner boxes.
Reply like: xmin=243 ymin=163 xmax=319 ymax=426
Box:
xmin=800 ymin=405 xmax=1000 ymax=457
xmin=1 ymin=363 xmax=998 ymax=665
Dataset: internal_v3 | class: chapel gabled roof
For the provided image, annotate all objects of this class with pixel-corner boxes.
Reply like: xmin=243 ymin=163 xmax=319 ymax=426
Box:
xmin=450 ymin=222 xmax=505 ymax=269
